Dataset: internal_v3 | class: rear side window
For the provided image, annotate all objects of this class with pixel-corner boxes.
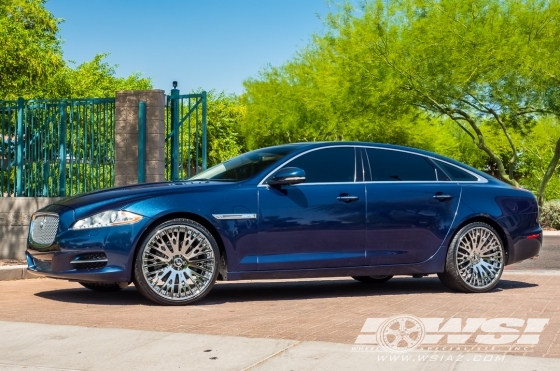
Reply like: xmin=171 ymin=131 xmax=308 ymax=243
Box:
xmin=435 ymin=160 xmax=478 ymax=181
xmin=366 ymin=148 xmax=437 ymax=181
xmin=283 ymin=147 xmax=355 ymax=183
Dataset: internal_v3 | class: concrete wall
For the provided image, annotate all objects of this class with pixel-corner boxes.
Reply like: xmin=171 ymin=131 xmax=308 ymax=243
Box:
xmin=0 ymin=198 xmax=60 ymax=259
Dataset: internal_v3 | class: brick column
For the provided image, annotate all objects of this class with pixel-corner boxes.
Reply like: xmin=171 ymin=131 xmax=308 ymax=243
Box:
xmin=114 ymin=90 xmax=165 ymax=186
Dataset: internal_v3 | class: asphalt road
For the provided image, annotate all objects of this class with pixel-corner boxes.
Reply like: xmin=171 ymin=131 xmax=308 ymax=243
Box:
xmin=506 ymin=234 xmax=560 ymax=270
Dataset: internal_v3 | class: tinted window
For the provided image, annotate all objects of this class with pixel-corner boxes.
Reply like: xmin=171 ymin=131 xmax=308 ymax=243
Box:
xmin=283 ymin=147 xmax=355 ymax=183
xmin=435 ymin=160 xmax=478 ymax=181
xmin=366 ymin=148 xmax=437 ymax=181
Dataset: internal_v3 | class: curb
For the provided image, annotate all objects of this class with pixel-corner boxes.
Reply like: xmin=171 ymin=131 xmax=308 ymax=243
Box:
xmin=0 ymin=265 xmax=39 ymax=281
xmin=543 ymin=230 xmax=560 ymax=236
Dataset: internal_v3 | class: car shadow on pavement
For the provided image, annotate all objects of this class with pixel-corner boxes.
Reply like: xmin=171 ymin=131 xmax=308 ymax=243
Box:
xmin=33 ymin=276 xmax=537 ymax=306
xmin=199 ymin=277 xmax=537 ymax=305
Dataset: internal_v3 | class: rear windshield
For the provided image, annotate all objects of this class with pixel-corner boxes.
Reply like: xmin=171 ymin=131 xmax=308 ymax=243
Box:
xmin=189 ymin=145 xmax=301 ymax=182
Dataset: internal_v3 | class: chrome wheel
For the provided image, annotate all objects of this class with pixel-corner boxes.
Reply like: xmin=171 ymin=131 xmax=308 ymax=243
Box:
xmin=456 ymin=226 xmax=503 ymax=289
xmin=438 ymin=222 xmax=505 ymax=293
xmin=140 ymin=222 xmax=216 ymax=302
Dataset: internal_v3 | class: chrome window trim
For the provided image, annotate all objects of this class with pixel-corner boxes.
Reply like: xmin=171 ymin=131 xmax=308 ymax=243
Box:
xmin=257 ymin=144 xmax=487 ymax=187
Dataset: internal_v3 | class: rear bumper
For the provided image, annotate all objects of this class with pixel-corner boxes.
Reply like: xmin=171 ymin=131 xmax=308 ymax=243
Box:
xmin=507 ymin=231 xmax=542 ymax=265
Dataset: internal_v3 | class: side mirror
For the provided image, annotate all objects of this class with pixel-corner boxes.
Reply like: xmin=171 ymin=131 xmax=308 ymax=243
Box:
xmin=267 ymin=167 xmax=306 ymax=186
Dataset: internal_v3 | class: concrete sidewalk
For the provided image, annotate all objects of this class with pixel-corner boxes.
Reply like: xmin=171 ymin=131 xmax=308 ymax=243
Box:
xmin=0 ymin=321 xmax=557 ymax=371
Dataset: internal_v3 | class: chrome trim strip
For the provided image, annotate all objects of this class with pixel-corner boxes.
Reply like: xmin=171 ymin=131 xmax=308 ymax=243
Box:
xmin=212 ymin=214 xmax=257 ymax=220
xmin=31 ymin=212 xmax=60 ymax=220
xmin=70 ymin=259 xmax=109 ymax=264
xmin=257 ymin=144 xmax=487 ymax=187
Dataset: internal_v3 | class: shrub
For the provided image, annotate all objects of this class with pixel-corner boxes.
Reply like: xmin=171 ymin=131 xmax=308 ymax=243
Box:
xmin=540 ymin=200 xmax=560 ymax=230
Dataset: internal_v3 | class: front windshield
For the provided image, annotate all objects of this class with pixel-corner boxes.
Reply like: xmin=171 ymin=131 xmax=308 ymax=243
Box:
xmin=189 ymin=145 xmax=301 ymax=182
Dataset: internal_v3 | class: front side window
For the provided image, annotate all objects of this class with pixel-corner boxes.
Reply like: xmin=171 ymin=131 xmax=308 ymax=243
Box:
xmin=366 ymin=148 xmax=437 ymax=181
xmin=281 ymin=147 xmax=356 ymax=183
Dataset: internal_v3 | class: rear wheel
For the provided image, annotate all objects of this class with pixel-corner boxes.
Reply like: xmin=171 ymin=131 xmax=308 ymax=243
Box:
xmin=352 ymin=275 xmax=393 ymax=284
xmin=133 ymin=218 xmax=219 ymax=305
xmin=79 ymin=282 xmax=123 ymax=292
xmin=438 ymin=222 xmax=504 ymax=293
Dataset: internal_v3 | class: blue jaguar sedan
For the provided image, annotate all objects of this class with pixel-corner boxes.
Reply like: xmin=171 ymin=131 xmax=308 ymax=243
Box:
xmin=26 ymin=142 xmax=542 ymax=305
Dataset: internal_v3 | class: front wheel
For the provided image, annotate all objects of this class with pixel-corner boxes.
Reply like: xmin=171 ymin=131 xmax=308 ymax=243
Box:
xmin=438 ymin=222 xmax=505 ymax=293
xmin=133 ymin=218 xmax=219 ymax=305
xmin=352 ymin=275 xmax=393 ymax=284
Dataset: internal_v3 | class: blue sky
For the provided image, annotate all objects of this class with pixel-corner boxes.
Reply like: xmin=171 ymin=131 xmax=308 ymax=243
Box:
xmin=45 ymin=0 xmax=335 ymax=95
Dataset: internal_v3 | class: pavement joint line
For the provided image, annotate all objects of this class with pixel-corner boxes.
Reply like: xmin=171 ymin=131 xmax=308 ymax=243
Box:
xmin=240 ymin=340 xmax=302 ymax=371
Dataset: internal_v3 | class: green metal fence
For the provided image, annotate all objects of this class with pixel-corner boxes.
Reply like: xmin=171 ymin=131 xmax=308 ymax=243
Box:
xmin=165 ymin=88 xmax=207 ymax=180
xmin=0 ymin=97 xmax=115 ymax=197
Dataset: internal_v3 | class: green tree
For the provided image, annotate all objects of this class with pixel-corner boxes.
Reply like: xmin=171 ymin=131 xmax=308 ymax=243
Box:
xmin=0 ymin=0 xmax=152 ymax=99
xmin=329 ymin=0 xmax=560 ymax=186
xmin=243 ymin=0 xmax=560 ymax=202
xmin=46 ymin=54 xmax=151 ymax=98
xmin=0 ymin=0 xmax=64 ymax=99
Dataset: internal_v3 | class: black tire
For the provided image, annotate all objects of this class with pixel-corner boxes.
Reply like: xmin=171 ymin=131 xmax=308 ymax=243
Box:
xmin=438 ymin=222 xmax=505 ymax=293
xmin=133 ymin=218 xmax=219 ymax=306
xmin=79 ymin=282 xmax=123 ymax=292
xmin=352 ymin=275 xmax=393 ymax=284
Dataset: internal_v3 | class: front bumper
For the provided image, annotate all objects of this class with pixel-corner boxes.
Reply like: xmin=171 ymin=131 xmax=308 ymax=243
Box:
xmin=26 ymin=213 xmax=151 ymax=284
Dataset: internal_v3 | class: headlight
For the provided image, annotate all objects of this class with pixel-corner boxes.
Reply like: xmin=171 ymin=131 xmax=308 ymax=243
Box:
xmin=72 ymin=210 xmax=143 ymax=230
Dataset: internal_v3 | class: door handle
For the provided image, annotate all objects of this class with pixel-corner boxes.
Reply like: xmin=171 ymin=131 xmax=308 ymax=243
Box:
xmin=433 ymin=193 xmax=453 ymax=201
xmin=337 ymin=194 xmax=359 ymax=203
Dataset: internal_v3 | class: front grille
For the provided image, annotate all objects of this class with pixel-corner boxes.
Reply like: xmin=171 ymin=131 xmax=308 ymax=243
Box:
xmin=30 ymin=213 xmax=59 ymax=246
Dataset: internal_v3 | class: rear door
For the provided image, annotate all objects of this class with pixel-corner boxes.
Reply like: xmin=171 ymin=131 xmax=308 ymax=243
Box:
xmin=363 ymin=147 xmax=461 ymax=265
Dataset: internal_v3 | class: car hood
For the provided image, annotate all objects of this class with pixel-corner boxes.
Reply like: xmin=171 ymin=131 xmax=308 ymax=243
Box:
xmin=52 ymin=181 xmax=231 ymax=218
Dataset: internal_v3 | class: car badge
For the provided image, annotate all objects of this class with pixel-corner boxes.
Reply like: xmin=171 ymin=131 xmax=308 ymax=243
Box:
xmin=39 ymin=216 xmax=46 ymax=230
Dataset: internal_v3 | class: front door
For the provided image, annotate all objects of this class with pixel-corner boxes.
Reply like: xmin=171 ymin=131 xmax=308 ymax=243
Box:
xmin=258 ymin=146 xmax=366 ymax=270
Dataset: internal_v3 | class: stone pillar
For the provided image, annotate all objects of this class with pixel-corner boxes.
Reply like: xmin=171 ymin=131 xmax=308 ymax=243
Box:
xmin=115 ymin=90 xmax=165 ymax=186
